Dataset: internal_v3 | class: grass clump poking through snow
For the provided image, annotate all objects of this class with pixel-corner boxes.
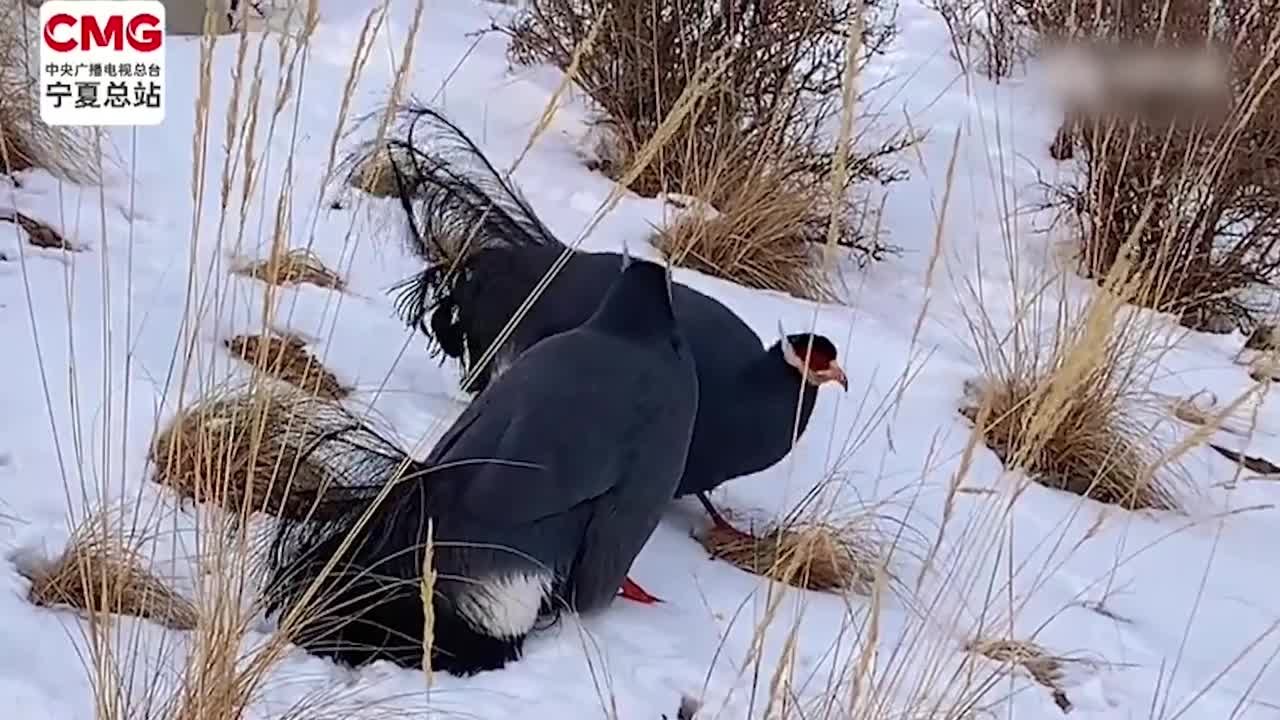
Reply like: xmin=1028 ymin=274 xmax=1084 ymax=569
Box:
xmin=0 ymin=5 xmax=99 ymax=182
xmin=150 ymin=387 xmax=355 ymax=520
xmin=0 ymin=210 xmax=75 ymax=250
xmin=508 ymin=0 xmax=914 ymax=279
xmin=224 ymin=333 xmax=350 ymax=400
xmin=233 ymin=248 xmax=347 ymax=291
xmin=959 ymin=368 xmax=1177 ymax=510
xmin=699 ymin=521 xmax=881 ymax=594
xmin=962 ymin=212 xmax=1191 ymax=510
xmin=23 ymin=516 xmax=198 ymax=631
xmin=698 ymin=494 xmax=890 ymax=594
xmin=966 ymin=637 xmax=1080 ymax=713
xmin=655 ymin=149 xmax=841 ymax=301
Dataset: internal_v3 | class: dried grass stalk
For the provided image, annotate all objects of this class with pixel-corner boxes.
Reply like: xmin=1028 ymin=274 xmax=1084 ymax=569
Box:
xmin=966 ymin=638 xmax=1075 ymax=713
xmin=233 ymin=249 xmax=346 ymax=291
xmin=420 ymin=520 xmax=437 ymax=683
xmin=224 ymin=333 xmax=349 ymax=400
xmin=25 ymin=522 xmax=198 ymax=631
xmin=698 ymin=514 xmax=884 ymax=594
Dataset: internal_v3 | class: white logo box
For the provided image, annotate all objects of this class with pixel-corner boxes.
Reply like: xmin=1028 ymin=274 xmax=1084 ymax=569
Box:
xmin=38 ymin=0 xmax=166 ymax=126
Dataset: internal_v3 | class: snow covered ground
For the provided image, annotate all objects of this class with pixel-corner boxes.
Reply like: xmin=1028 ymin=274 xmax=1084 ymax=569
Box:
xmin=1 ymin=0 xmax=1279 ymax=718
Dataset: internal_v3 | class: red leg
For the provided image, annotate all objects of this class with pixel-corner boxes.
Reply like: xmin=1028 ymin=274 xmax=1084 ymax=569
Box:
xmin=697 ymin=492 xmax=754 ymax=542
xmin=618 ymin=576 xmax=663 ymax=604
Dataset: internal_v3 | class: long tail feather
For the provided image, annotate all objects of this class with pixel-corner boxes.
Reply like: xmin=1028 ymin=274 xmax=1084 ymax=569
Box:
xmin=343 ymin=102 xmax=564 ymax=360
xmin=247 ymin=392 xmax=428 ymax=616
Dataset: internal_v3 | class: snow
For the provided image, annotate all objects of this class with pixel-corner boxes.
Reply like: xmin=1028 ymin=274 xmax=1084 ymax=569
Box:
xmin=1 ymin=0 xmax=1278 ymax=718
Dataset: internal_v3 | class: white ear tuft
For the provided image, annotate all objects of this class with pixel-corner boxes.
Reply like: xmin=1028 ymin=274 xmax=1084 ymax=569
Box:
xmin=779 ymin=327 xmax=803 ymax=369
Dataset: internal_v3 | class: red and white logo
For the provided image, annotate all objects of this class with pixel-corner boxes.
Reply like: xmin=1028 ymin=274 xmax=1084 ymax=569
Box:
xmin=42 ymin=10 xmax=164 ymax=53
xmin=38 ymin=1 xmax=167 ymax=126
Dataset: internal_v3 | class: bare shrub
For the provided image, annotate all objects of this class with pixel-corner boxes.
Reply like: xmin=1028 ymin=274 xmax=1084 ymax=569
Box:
xmin=508 ymin=0 xmax=914 ymax=281
xmin=1021 ymin=2 xmax=1280 ymax=331
xmin=928 ymin=0 xmax=1034 ymax=79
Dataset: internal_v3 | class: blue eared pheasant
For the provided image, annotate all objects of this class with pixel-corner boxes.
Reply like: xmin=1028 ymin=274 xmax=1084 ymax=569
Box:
xmin=362 ymin=104 xmax=847 ymax=602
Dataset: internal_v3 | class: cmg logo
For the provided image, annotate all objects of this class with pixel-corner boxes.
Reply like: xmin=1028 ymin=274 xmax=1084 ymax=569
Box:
xmin=42 ymin=9 xmax=163 ymax=53
xmin=38 ymin=1 xmax=167 ymax=126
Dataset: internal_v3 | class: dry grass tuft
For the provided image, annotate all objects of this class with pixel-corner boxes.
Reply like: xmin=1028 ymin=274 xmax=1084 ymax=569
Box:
xmin=344 ymin=146 xmax=408 ymax=197
xmin=1250 ymin=360 xmax=1280 ymax=383
xmin=149 ymin=388 xmax=353 ymax=520
xmin=1 ymin=211 xmax=75 ymax=250
xmin=655 ymin=153 xmax=839 ymax=300
xmin=1167 ymin=389 xmax=1254 ymax=437
xmin=224 ymin=333 xmax=349 ymax=400
xmin=962 ymin=225 xmax=1191 ymax=512
xmin=966 ymin=638 xmax=1076 ymax=713
xmin=960 ymin=369 xmax=1177 ymax=511
xmin=233 ymin=249 xmax=347 ymax=291
xmin=698 ymin=511 xmax=885 ymax=594
xmin=234 ymin=248 xmax=345 ymax=289
xmin=25 ymin=520 xmax=199 ymax=631
xmin=0 ymin=6 xmax=100 ymax=183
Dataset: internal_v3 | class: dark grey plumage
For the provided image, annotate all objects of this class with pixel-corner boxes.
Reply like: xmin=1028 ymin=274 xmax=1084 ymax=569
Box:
xmin=356 ymin=104 xmax=847 ymax=532
xmin=261 ymin=260 xmax=698 ymax=676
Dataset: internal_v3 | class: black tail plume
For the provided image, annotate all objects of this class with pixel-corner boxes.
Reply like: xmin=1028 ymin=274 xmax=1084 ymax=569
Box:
xmin=250 ymin=389 xmax=542 ymax=675
xmin=262 ymin=462 xmax=524 ymax=675
xmin=344 ymin=103 xmax=563 ymax=361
